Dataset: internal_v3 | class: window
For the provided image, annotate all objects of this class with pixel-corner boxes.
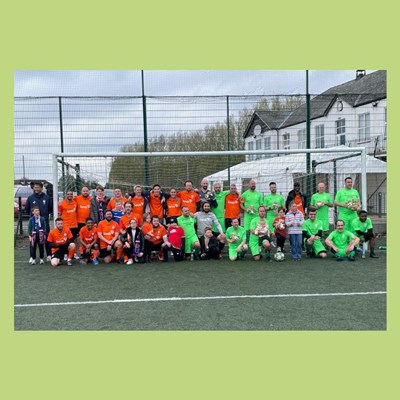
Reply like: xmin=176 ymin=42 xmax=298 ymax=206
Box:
xmin=255 ymin=139 xmax=262 ymax=159
xmin=247 ymin=141 xmax=254 ymax=160
xmin=297 ymin=129 xmax=306 ymax=149
xmin=263 ymin=137 xmax=271 ymax=158
xmin=283 ymin=133 xmax=290 ymax=150
xmin=315 ymin=125 xmax=325 ymax=148
xmin=336 ymin=118 xmax=346 ymax=145
xmin=358 ymin=112 xmax=370 ymax=141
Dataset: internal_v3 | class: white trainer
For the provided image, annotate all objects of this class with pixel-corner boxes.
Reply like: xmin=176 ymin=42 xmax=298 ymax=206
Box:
xmin=39 ymin=259 xmax=44 ymax=265
xmin=31 ymin=260 xmax=36 ymax=265
xmin=127 ymin=259 xmax=134 ymax=265
xmin=64 ymin=254 xmax=68 ymax=261
xmin=74 ymin=254 xmax=80 ymax=260
xmin=47 ymin=255 xmax=52 ymax=262
xmin=29 ymin=257 xmax=34 ymax=264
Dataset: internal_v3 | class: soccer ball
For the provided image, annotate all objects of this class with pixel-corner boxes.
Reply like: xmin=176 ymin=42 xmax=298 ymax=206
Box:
xmin=274 ymin=251 xmax=285 ymax=262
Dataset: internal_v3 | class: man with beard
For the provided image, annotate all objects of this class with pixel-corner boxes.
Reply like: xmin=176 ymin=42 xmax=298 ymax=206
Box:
xmin=211 ymin=182 xmax=229 ymax=233
xmin=58 ymin=190 xmax=79 ymax=259
xmin=240 ymin=179 xmax=263 ymax=243
xmin=177 ymin=180 xmax=201 ymax=214
xmin=177 ymin=206 xmax=200 ymax=260
xmin=119 ymin=201 xmax=143 ymax=231
xmin=47 ymin=218 xmax=76 ymax=266
xmin=74 ymin=186 xmax=92 ymax=233
xmin=97 ymin=209 xmax=123 ymax=264
xmin=129 ymin=185 xmax=147 ymax=217
xmin=198 ymin=178 xmax=217 ymax=208
xmin=263 ymin=181 xmax=286 ymax=233
xmin=143 ymin=216 xmax=168 ymax=262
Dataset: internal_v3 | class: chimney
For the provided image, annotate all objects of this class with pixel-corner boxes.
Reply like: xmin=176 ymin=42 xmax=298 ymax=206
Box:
xmin=356 ymin=70 xmax=366 ymax=79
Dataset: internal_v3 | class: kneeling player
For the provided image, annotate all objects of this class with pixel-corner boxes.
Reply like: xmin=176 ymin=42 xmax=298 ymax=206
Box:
xmin=325 ymin=220 xmax=360 ymax=261
xmin=302 ymin=208 xmax=327 ymax=258
xmin=47 ymin=218 xmax=76 ymax=266
xmin=249 ymin=206 xmax=273 ymax=261
xmin=78 ymin=217 xmax=99 ymax=264
xmin=225 ymin=218 xmax=248 ymax=261
xmin=120 ymin=217 xmax=145 ymax=264
xmin=97 ymin=209 xmax=123 ymax=264
xmin=199 ymin=227 xmax=224 ymax=260
xmin=351 ymin=210 xmax=379 ymax=258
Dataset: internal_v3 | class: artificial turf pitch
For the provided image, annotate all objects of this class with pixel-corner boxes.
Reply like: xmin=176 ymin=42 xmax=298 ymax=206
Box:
xmin=14 ymin=245 xmax=386 ymax=331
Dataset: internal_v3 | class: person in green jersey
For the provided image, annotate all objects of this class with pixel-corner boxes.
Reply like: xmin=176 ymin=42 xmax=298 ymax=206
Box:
xmin=263 ymin=181 xmax=286 ymax=233
xmin=325 ymin=219 xmax=360 ymax=261
xmin=240 ymin=179 xmax=263 ymax=241
xmin=351 ymin=210 xmax=379 ymax=258
xmin=211 ymin=182 xmax=230 ymax=233
xmin=334 ymin=177 xmax=361 ymax=232
xmin=302 ymin=207 xmax=327 ymax=258
xmin=310 ymin=182 xmax=333 ymax=234
xmin=177 ymin=206 xmax=200 ymax=260
xmin=249 ymin=205 xmax=273 ymax=261
xmin=225 ymin=218 xmax=248 ymax=261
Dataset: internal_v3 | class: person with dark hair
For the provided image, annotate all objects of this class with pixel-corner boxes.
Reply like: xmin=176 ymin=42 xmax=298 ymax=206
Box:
xmin=263 ymin=181 xmax=285 ymax=233
xmin=177 ymin=180 xmax=201 ymax=214
xmin=285 ymin=182 xmax=308 ymax=216
xmin=325 ymin=219 xmax=360 ymax=262
xmin=351 ymin=210 xmax=379 ymax=258
xmin=78 ymin=217 xmax=99 ymax=265
xmin=272 ymin=207 xmax=287 ymax=252
xmin=224 ymin=183 xmax=241 ymax=230
xmin=119 ymin=217 xmax=145 ymax=264
xmin=90 ymin=185 xmax=110 ymax=224
xmin=166 ymin=188 xmax=182 ymax=224
xmin=47 ymin=218 xmax=76 ymax=266
xmin=97 ymin=209 xmax=123 ymax=263
xmin=177 ymin=206 xmax=200 ymax=260
xmin=302 ymin=207 xmax=327 ymax=258
xmin=144 ymin=184 xmax=170 ymax=224
xmin=25 ymin=181 xmax=53 ymax=260
xmin=162 ymin=217 xmax=185 ymax=262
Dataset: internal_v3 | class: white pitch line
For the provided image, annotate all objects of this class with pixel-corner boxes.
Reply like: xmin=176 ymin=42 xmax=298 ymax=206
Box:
xmin=14 ymin=291 xmax=386 ymax=308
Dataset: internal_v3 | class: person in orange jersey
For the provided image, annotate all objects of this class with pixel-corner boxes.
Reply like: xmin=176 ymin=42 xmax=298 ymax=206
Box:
xmin=47 ymin=218 xmax=76 ymax=266
xmin=177 ymin=180 xmax=201 ymax=214
xmin=78 ymin=217 xmax=99 ymax=265
xmin=73 ymin=186 xmax=92 ymax=232
xmin=166 ymin=187 xmax=182 ymax=224
xmin=97 ymin=209 xmax=123 ymax=264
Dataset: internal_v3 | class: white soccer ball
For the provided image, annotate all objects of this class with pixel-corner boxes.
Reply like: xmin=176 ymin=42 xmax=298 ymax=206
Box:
xmin=274 ymin=251 xmax=285 ymax=262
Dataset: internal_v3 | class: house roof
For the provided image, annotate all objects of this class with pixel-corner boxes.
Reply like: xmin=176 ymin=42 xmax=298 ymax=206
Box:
xmin=243 ymin=70 xmax=386 ymax=138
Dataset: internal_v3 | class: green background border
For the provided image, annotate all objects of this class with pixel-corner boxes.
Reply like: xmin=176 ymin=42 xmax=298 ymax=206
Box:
xmin=1 ymin=1 xmax=396 ymax=398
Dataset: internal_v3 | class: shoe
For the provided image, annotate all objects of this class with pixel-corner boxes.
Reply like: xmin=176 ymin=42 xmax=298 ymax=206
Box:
xmin=336 ymin=257 xmax=344 ymax=262
xmin=117 ymin=258 xmax=123 ymax=264
xmin=74 ymin=254 xmax=80 ymax=260
xmin=47 ymin=255 xmax=52 ymax=262
xmin=127 ymin=259 xmax=134 ymax=265
xmin=31 ymin=259 xmax=36 ymax=265
xmin=28 ymin=257 xmax=34 ymax=264
xmin=67 ymin=259 xmax=72 ymax=266
xmin=356 ymin=246 xmax=363 ymax=253
xmin=92 ymin=258 xmax=99 ymax=265
xmin=64 ymin=254 xmax=68 ymax=261
xmin=370 ymin=253 xmax=379 ymax=258
xmin=80 ymin=260 xmax=88 ymax=264
xmin=39 ymin=259 xmax=44 ymax=265
xmin=277 ymin=247 xmax=281 ymax=252
xmin=348 ymin=256 xmax=355 ymax=261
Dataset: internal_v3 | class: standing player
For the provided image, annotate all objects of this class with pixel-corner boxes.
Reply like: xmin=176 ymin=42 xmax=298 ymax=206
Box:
xmin=334 ymin=177 xmax=361 ymax=232
xmin=224 ymin=183 xmax=241 ymax=230
xmin=211 ymin=182 xmax=229 ymax=233
xmin=90 ymin=185 xmax=111 ymax=224
xmin=177 ymin=206 xmax=201 ymax=260
xmin=97 ymin=209 xmax=123 ymax=264
xmin=129 ymin=185 xmax=147 ymax=218
xmin=198 ymin=178 xmax=217 ymax=208
xmin=145 ymin=184 xmax=169 ymax=223
xmin=286 ymin=182 xmax=308 ymax=216
xmin=240 ymin=179 xmax=263 ymax=243
xmin=302 ymin=207 xmax=327 ymax=258
xmin=107 ymin=188 xmax=128 ymax=223
xmin=119 ymin=201 xmax=143 ymax=232
xmin=225 ymin=218 xmax=248 ymax=261
xmin=310 ymin=182 xmax=333 ymax=235
xmin=177 ymin=180 xmax=201 ymax=215
xmin=74 ymin=186 xmax=92 ymax=233
xmin=47 ymin=218 xmax=76 ymax=266
xmin=325 ymin=220 xmax=360 ymax=261
xmin=263 ymin=181 xmax=285 ymax=233
xmin=165 ymin=188 xmax=182 ymax=224
xmin=58 ymin=190 xmax=79 ymax=259
xmin=78 ymin=217 xmax=99 ymax=265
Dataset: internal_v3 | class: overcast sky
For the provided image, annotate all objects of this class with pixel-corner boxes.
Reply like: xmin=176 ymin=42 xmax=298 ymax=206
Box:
xmin=14 ymin=70 xmax=375 ymax=97
xmin=14 ymin=70 xmax=376 ymax=185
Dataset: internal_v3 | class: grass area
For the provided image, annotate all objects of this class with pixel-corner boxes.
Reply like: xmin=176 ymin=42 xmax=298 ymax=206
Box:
xmin=14 ymin=241 xmax=386 ymax=331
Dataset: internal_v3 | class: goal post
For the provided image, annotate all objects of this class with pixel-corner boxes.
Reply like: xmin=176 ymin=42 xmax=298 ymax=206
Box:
xmin=52 ymin=147 xmax=369 ymax=223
